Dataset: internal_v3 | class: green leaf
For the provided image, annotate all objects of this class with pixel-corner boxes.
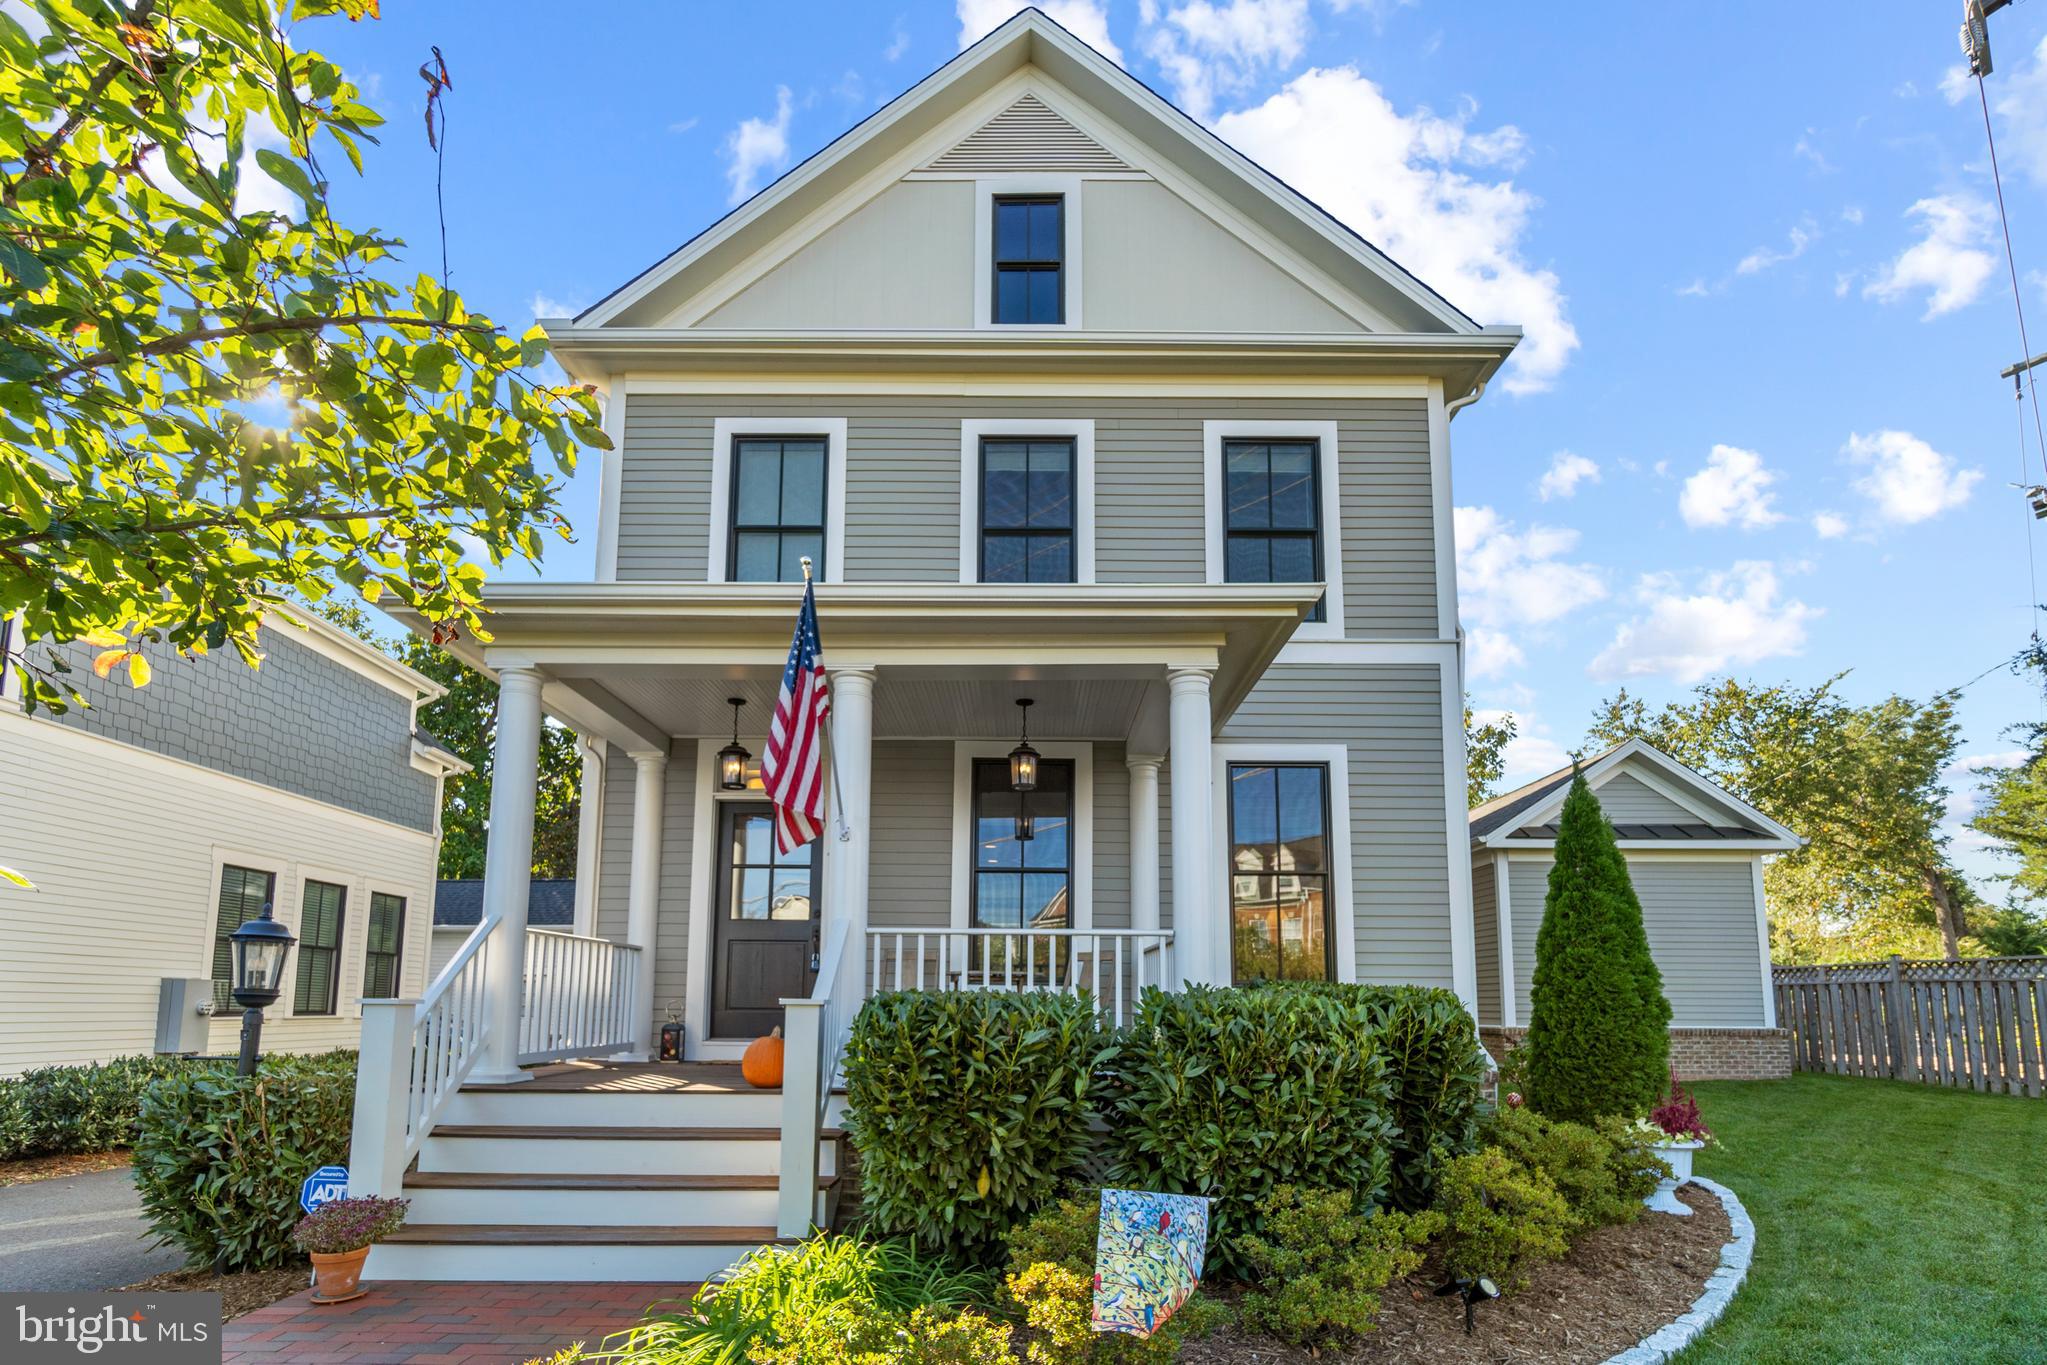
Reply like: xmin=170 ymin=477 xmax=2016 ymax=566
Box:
xmin=253 ymin=148 xmax=322 ymax=210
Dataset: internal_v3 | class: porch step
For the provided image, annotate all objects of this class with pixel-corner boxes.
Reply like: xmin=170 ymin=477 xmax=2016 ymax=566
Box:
xmin=416 ymin=1125 xmax=843 ymax=1178
xmin=445 ymin=1084 xmax=849 ymax=1129
xmin=365 ymin=1224 xmax=793 ymax=1284
xmin=400 ymin=1171 xmax=837 ymax=1227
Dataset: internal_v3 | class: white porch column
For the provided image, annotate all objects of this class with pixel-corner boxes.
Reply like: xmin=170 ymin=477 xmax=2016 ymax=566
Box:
xmin=1166 ymin=667 xmax=1217 ymax=985
xmin=471 ymin=666 xmax=543 ymax=1085
xmin=624 ymin=749 xmax=668 ymax=1058
xmin=1126 ymin=752 xmax=1162 ymax=936
xmin=828 ymin=666 xmax=876 ymax=1004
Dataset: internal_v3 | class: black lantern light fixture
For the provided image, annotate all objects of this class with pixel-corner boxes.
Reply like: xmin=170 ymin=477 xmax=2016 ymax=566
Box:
xmin=1008 ymin=698 xmax=1040 ymax=792
xmin=1015 ymin=791 xmax=1036 ymax=843
xmin=718 ymin=697 xmax=751 ymax=791
xmin=228 ymin=904 xmax=296 ymax=1077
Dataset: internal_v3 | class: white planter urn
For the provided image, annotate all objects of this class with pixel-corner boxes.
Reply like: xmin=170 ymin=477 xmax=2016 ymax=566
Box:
xmin=1644 ymin=1139 xmax=1704 ymax=1216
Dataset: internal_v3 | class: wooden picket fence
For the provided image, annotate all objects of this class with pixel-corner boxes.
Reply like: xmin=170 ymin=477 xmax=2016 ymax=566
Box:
xmin=1772 ymin=956 xmax=2047 ymax=1098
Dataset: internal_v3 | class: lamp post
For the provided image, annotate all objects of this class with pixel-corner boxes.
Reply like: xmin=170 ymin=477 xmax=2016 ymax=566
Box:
xmin=229 ymin=906 xmax=296 ymax=1077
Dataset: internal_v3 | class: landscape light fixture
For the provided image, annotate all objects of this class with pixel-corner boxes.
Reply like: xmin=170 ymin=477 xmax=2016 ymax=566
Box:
xmin=228 ymin=904 xmax=295 ymax=1077
xmin=718 ymin=697 xmax=751 ymax=791
xmin=1433 ymin=1276 xmax=1501 ymax=1337
xmin=1008 ymin=698 xmax=1040 ymax=792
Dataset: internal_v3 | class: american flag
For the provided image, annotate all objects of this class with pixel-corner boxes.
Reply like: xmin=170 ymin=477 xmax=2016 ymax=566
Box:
xmin=761 ymin=578 xmax=832 ymax=852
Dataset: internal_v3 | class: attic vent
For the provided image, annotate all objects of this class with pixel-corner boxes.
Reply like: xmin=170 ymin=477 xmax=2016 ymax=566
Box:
xmin=922 ymin=93 xmax=1133 ymax=173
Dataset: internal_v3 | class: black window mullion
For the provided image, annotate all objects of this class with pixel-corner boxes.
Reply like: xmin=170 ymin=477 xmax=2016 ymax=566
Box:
xmin=1223 ymin=439 xmax=1326 ymax=623
xmin=978 ymin=438 xmax=1075 ymax=584
xmin=729 ymin=437 xmax=829 ymax=583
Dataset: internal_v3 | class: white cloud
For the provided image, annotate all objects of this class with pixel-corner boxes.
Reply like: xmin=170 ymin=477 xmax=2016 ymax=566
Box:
xmin=1812 ymin=510 xmax=1849 ymax=539
xmin=956 ymin=0 xmax=1122 ymax=60
xmin=1465 ymin=627 xmax=1525 ymax=680
xmin=1537 ymin=451 xmax=1600 ymax=502
xmin=1994 ymin=35 xmax=2047 ymax=190
xmin=1736 ymin=219 xmax=1817 ymax=275
xmin=1792 ymin=131 xmax=1833 ymax=173
xmin=1590 ymin=562 xmax=1818 ymax=684
xmin=1843 ymin=428 xmax=1982 ymax=525
xmin=723 ymin=86 xmax=794 ymax=206
xmin=1141 ymin=0 xmax=1312 ymax=119
xmin=1676 ymin=278 xmax=1710 ymax=298
xmin=884 ymin=20 xmax=912 ymax=61
xmin=1863 ymin=195 xmax=1997 ymax=318
xmin=1455 ymin=505 xmax=1606 ymax=676
xmin=1679 ymin=445 xmax=1783 ymax=530
xmin=529 ymin=292 xmax=584 ymax=322
xmin=1213 ymin=67 xmax=1575 ymax=393
xmin=1840 ymin=204 xmax=1864 ymax=225
xmin=1939 ymin=62 xmax=1973 ymax=104
xmin=668 ymin=116 xmax=700 ymax=135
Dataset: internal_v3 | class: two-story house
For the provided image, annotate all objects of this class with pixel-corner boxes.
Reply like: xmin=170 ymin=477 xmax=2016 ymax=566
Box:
xmin=349 ymin=8 xmax=1520 ymax=1282
xmin=0 ymin=604 xmax=464 ymax=1075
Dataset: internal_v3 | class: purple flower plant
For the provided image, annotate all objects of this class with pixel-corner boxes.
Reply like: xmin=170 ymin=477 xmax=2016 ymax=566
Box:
xmin=293 ymin=1196 xmax=410 ymax=1255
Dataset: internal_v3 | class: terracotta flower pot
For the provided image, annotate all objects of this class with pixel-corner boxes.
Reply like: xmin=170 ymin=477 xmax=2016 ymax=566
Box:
xmin=309 ymin=1246 xmax=371 ymax=1304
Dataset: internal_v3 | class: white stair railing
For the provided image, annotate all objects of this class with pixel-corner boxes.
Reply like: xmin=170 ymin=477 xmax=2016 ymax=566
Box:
xmin=864 ymin=927 xmax=1175 ymax=1028
xmin=518 ymin=929 xmax=642 ymax=1064
xmin=777 ymin=913 xmax=855 ymax=1239
xmin=349 ymin=915 xmax=496 ymax=1198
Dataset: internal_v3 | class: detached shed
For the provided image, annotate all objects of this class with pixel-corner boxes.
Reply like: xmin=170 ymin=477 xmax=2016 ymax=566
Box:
xmin=1468 ymin=739 xmax=1803 ymax=1080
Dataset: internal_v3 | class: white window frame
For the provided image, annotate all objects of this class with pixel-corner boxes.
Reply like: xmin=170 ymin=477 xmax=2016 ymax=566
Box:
xmin=973 ymin=176 xmax=1085 ymax=331
xmin=958 ymin=418 xmax=1095 ymax=585
xmin=1203 ymin=419 xmax=1346 ymax=641
xmin=707 ymin=416 xmax=849 ymax=585
xmin=289 ymin=863 xmax=359 ymax=1020
xmin=950 ymin=740 xmax=1094 ymax=934
xmin=360 ymin=878 xmax=423 ymax=1012
xmin=200 ymin=846 xmax=290 ymax=1011
xmin=1209 ymin=742 xmax=1356 ymax=985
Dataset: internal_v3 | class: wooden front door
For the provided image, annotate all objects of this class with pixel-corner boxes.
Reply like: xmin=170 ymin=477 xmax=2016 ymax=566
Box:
xmin=711 ymin=802 xmax=820 ymax=1039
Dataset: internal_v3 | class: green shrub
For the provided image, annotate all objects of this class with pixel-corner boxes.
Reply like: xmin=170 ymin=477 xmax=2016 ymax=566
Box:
xmin=1593 ymin=1113 xmax=1672 ymax=1205
xmin=1102 ymin=983 xmax=1396 ymax=1277
xmin=1480 ymin=1105 xmax=1638 ymax=1232
xmin=1236 ymin=1185 xmax=1441 ymax=1348
xmin=748 ymin=1304 xmax=1015 ymax=1365
xmin=0 ymin=1054 xmax=192 ymax=1161
xmin=132 ymin=1050 xmax=356 ymax=1270
xmin=1524 ymin=774 xmax=1671 ymax=1122
xmin=1357 ymin=985 xmax=1487 ymax=1209
xmin=1435 ymin=1147 xmax=1574 ymax=1290
xmin=844 ymin=990 xmax=1106 ymax=1260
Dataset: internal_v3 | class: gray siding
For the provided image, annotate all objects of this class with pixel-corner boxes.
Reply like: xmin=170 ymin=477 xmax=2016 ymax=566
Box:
xmin=596 ymin=741 xmax=698 ymax=1027
xmin=1221 ymin=663 xmax=1454 ymax=989
xmin=1596 ymin=772 xmax=1699 ymax=824
xmin=1471 ymin=852 xmax=1499 ymax=1025
xmin=868 ymin=741 xmax=954 ymax=930
xmin=42 ymin=624 xmax=435 ymax=831
xmin=1508 ymin=855 xmax=1767 ymax=1028
xmin=612 ymin=396 xmax=1440 ymax=638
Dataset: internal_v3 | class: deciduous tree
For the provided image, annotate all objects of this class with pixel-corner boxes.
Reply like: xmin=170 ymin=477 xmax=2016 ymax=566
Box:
xmin=1465 ymin=704 xmax=1516 ymax=808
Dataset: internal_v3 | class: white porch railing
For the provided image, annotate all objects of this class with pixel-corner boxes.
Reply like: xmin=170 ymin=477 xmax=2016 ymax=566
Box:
xmin=349 ymin=916 xmax=496 ymax=1198
xmin=519 ymin=929 xmax=642 ymax=1064
xmin=777 ymin=912 xmax=856 ymax=1238
xmin=865 ymin=927 xmax=1175 ymax=1028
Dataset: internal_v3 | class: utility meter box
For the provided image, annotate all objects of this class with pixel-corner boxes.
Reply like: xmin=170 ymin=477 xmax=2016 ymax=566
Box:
xmin=155 ymin=977 xmax=213 ymax=1055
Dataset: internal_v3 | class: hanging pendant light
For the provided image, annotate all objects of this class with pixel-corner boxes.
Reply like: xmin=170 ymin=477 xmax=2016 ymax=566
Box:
xmin=718 ymin=697 xmax=751 ymax=791
xmin=1016 ymin=788 xmax=1036 ymax=843
xmin=1008 ymin=698 xmax=1040 ymax=792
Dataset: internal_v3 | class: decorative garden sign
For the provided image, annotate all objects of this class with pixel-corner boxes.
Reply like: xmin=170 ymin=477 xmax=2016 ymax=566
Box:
xmin=1090 ymin=1188 xmax=1211 ymax=1338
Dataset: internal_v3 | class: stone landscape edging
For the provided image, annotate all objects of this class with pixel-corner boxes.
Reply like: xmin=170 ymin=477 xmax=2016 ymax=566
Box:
xmin=1600 ymin=1176 xmax=1755 ymax=1365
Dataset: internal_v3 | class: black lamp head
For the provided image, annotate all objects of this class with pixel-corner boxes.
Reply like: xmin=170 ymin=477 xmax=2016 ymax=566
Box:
xmin=718 ymin=696 xmax=751 ymax=791
xmin=229 ymin=908 xmax=296 ymax=1011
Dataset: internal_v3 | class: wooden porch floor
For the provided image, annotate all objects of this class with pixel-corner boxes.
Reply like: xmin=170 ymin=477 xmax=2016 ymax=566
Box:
xmin=464 ymin=1060 xmax=766 ymax=1093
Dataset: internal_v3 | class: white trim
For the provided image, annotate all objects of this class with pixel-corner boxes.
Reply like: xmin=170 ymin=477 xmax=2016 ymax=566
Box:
xmin=957 ymin=418 xmax=1095 ymax=585
xmin=706 ymin=417 xmax=849 ymax=586
xmin=1202 ymin=419 xmax=1345 ymax=642
xmin=596 ymin=382 xmax=627 ymax=583
xmin=1209 ymin=742 xmax=1356 ymax=985
xmin=948 ymin=740 xmax=1094 ymax=934
xmin=358 ymin=878 xmax=425 ymax=1017
xmin=287 ymin=862 xmax=359 ymax=1021
xmin=606 ymin=377 xmax=1436 ymax=398
xmin=1426 ymin=380 xmax=1459 ymax=642
xmin=199 ymin=845 xmax=292 ymax=988
xmin=1436 ymin=671 xmax=1479 ymax=1010
xmin=572 ymin=739 xmax=605 ymax=938
xmin=1476 ymin=739 xmax=1805 ymax=852
xmin=1495 ymin=853 xmax=1516 ymax=1028
xmin=682 ymin=738 xmax=784 ymax=1061
xmin=1753 ymin=857 xmax=1777 ymax=1029
xmin=972 ymin=174 xmax=1085 ymax=331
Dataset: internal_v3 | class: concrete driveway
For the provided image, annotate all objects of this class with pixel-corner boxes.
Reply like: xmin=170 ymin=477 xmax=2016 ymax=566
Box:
xmin=0 ymin=1166 xmax=186 ymax=1291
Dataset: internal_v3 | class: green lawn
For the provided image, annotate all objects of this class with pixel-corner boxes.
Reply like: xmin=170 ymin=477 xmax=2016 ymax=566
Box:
xmin=1678 ymin=1074 xmax=2047 ymax=1364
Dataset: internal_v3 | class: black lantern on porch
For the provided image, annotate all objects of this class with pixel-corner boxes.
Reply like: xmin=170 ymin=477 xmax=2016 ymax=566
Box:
xmin=1015 ymin=790 xmax=1036 ymax=843
xmin=718 ymin=697 xmax=751 ymax=791
xmin=229 ymin=905 xmax=295 ymax=1077
xmin=1008 ymin=698 xmax=1040 ymax=792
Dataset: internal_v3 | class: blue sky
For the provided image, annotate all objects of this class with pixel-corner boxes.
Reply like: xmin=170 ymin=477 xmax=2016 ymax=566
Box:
xmin=297 ymin=2 xmax=2047 ymax=891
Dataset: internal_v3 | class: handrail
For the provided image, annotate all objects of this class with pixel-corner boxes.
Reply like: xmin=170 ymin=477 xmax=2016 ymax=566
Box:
xmin=776 ymin=913 xmax=856 ymax=1239
xmin=519 ymin=928 xmax=642 ymax=1064
xmin=864 ymin=926 xmax=1174 ymax=1027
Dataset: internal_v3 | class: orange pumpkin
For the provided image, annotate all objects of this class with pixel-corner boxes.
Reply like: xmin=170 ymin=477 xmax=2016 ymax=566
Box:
xmin=741 ymin=1027 xmax=785 ymax=1088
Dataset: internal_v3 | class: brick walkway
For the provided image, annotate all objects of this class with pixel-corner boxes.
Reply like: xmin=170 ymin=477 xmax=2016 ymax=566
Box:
xmin=223 ymin=1281 xmax=691 ymax=1364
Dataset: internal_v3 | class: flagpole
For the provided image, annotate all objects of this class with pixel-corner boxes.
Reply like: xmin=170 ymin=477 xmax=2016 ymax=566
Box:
xmin=802 ymin=557 xmax=853 ymax=843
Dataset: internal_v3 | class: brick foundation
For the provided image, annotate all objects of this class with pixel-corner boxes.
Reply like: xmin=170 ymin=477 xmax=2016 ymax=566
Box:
xmin=1480 ymin=1026 xmax=1793 ymax=1082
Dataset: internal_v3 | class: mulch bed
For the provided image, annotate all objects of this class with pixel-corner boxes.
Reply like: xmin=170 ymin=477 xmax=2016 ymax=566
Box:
xmin=117 ymin=1265 xmax=312 ymax=1320
xmin=0 ymin=1148 xmax=134 ymax=1187
xmin=1180 ymin=1184 xmax=1731 ymax=1364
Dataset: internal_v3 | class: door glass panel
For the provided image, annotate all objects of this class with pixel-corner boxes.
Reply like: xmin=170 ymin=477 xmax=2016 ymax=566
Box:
xmin=734 ymin=868 xmax=773 ymax=920
xmin=769 ymin=869 xmax=813 ymax=921
xmin=735 ymin=811 xmax=775 ymax=865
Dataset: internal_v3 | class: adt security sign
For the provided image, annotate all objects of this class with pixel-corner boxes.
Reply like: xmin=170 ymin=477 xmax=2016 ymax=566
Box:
xmin=300 ymin=1165 xmax=349 ymax=1214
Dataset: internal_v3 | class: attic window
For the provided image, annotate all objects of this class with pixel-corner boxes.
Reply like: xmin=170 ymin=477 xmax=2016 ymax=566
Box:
xmin=992 ymin=196 xmax=1063 ymax=324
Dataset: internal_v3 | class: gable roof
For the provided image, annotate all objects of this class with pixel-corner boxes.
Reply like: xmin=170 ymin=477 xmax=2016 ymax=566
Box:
xmin=571 ymin=8 xmax=1502 ymax=344
xmin=1469 ymin=738 xmax=1804 ymax=851
xmin=434 ymin=879 xmax=577 ymax=929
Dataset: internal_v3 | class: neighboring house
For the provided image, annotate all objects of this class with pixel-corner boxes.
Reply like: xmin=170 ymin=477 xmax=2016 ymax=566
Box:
xmin=351 ymin=10 xmax=1524 ymax=1281
xmin=429 ymin=879 xmax=577 ymax=979
xmin=1468 ymin=739 xmax=1805 ymax=1080
xmin=0 ymin=605 xmax=467 ymax=1075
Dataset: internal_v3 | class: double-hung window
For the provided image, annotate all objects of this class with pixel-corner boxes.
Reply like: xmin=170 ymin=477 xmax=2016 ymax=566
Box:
xmin=730 ymin=436 xmax=827 ymax=582
xmin=362 ymin=892 xmax=406 ymax=1000
xmin=970 ymin=757 xmax=1073 ymax=978
xmin=992 ymin=196 xmax=1064 ymax=324
xmin=979 ymin=438 xmax=1074 ymax=583
xmin=1223 ymin=438 xmax=1325 ymax=621
xmin=210 ymin=865 xmax=276 ymax=1011
xmin=293 ymin=879 xmax=347 ymax=1015
xmin=1226 ymin=763 xmax=1332 ymax=983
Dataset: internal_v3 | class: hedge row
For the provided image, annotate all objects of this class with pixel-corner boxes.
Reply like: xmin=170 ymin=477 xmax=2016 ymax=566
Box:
xmin=0 ymin=1055 xmax=195 ymax=1161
